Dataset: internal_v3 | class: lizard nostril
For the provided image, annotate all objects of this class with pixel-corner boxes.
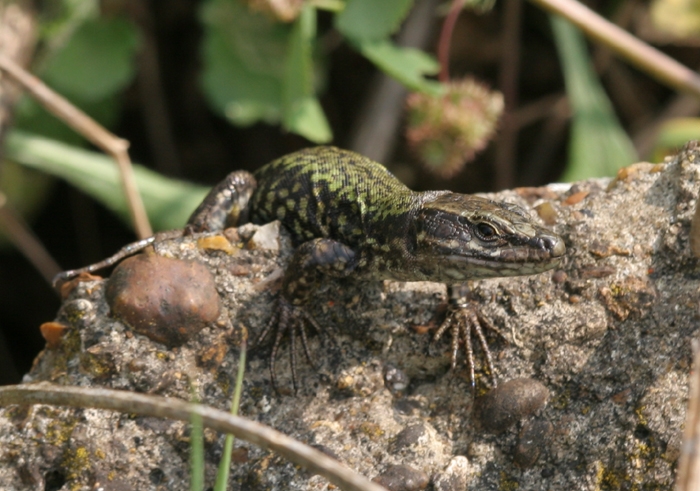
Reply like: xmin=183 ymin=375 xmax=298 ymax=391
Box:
xmin=541 ymin=235 xmax=566 ymax=257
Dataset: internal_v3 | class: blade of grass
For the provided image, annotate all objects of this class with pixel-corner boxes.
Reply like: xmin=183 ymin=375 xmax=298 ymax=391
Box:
xmin=0 ymin=384 xmax=387 ymax=491
xmin=214 ymin=340 xmax=247 ymax=491
xmin=550 ymin=15 xmax=636 ymax=181
xmin=190 ymin=385 xmax=205 ymax=491
xmin=5 ymin=130 xmax=209 ymax=231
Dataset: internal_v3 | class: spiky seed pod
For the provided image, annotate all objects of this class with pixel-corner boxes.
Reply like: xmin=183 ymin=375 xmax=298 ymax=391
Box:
xmin=241 ymin=0 xmax=304 ymax=22
xmin=405 ymin=78 xmax=504 ymax=178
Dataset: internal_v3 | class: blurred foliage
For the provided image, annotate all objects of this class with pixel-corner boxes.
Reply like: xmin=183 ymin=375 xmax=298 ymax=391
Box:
xmin=405 ymin=78 xmax=503 ymax=177
xmin=650 ymin=0 xmax=700 ymax=43
xmin=1 ymin=0 xmax=139 ymax=242
xmin=550 ymin=16 xmax=637 ymax=182
xmin=650 ymin=118 xmax=700 ymax=162
xmin=5 ymin=131 xmax=209 ymax=232
xmin=16 ymin=1 xmax=139 ymax=143
xmin=201 ymin=0 xmax=442 ymax=141
xmin=334 ymin=0 xmax=413 ymax=40
xmin=3 ymin=0 xmax=696 ymax=236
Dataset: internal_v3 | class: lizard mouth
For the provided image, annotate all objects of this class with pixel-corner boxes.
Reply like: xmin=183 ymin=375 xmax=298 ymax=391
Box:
xmin=440 ymin=235 xmax=566 ymax=279
xmin=492 ymin=234 xmax=566 ymax=264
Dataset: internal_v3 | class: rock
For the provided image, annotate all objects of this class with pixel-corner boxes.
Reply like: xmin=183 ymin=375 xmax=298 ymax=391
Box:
xmin=2 ymin=144 xmax=700 ymax=490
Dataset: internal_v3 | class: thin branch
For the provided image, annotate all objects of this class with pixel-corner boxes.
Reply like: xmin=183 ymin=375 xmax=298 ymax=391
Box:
xmin=494 ymin=0 xmax=523 ymax=190
xmin=527 ymin=0 xmax=700 ymax=99
xmin=0 ymin=384 xmax=387 ymax=491
xmin=676 ymin=340 xmax=700 ymax=490
xmin=349 ymin=0 xmax=440 ymax=161
xmin=132 ymin=1 xmax=181 ymax=175
xmin=0 ymin=192 xmax=61 ymax=282
xmin=0 ymin=54 xmax=153 ymax=238
xmin=437 ymin=0 xmax=465 ymax=83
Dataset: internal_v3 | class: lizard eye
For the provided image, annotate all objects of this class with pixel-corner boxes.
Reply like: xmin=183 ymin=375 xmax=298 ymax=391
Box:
xmin=475 ymin=222 xmax=498 ymax=241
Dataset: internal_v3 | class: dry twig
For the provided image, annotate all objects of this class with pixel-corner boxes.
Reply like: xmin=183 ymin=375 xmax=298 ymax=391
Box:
xmin=0 ymin=54 xmax=152 ymax=238
xmin=528 ymin=0 xmax=700 ymax=99
xmin=0 ymin=383 xmax=387 ymax=491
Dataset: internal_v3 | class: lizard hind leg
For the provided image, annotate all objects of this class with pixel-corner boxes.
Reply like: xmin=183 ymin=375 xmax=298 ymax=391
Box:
xmin=256 ymin=297 xmax=323 ymax=394
xmin=262 ymin=237 xmax=356 ymax=393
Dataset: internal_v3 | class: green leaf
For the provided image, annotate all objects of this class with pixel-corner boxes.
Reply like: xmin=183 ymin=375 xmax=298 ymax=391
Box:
xmin=355 ymin=39 xmax=442 ymax=95
xmin=283 ymin=4 xmax=331 ymax=142
xmin=285 ymin=96 xmax=332 ymax=142
xmin=550 ymin=16 xmax=636 ymax=181
xmin=200 ymin=0 xmax=331 ymax=140
xmin=200 ymin=0 xmax=289 ymax=126
xmin=335 ymin=0 xmax=414 ymax=41
xmin=201 ymin=28 xmax=283 ymax=125
xmin=14 ymin=93 xmax=122 ymax=145
xmin=41 ymin=16 xmax=139 ymax=101
xmin=5 ymin=130 xmax=209 ymax=231
xmin=650 ymin=117 xmax=700 ymax=161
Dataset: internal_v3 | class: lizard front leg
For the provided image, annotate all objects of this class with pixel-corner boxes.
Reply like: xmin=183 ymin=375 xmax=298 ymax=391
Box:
xmin=433 ymin=283 xmax=507 ymax=389
xmin=256 ymin=237 xmax=358 ymax=393
xmin=53 ymin=171 xmax=257 ymax=287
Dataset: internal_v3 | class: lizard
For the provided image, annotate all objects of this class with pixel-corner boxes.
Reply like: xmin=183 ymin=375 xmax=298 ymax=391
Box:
xmin=55 ymin=146 xmax=566 ymax=392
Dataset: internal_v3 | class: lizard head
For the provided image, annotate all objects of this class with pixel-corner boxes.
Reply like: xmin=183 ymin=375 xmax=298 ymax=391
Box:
xmin=411 ymin=193 xmax=566 ymax=282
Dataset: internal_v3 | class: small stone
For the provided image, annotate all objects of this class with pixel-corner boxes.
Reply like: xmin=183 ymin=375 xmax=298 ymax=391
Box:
xmin=336 ymin=374 xmax=355 ymax=390
xmin=475 ymin=378 xmax=550 ymax=434
xmin=247 ymin=221 xmax=281 ymax=251
xmin=105 ymin=254 xmax=220 ymax=347
xmin=392 ymin=424 xmax=427 ymax=452
xmin=551 ymin=270 xmax=567 ymax=284
xmin=393 ymin=399 xmax=422 ymax=415
xmin=513 ymin=418 xmax=553 ymax=467
xmin=383 ymin=364 xmax=410 ymax=394
xmin=61 ymin=298 xmax=96 ymax=328
xmin=372 ymin=464 xmax=429 ymax=491
xmin=58 ymin=272 xmax=102 ymax=299
xmin=39 ymin=322 xmax=69 ymax=349
xmin=534 ymin=201 xmax=558 ymax=225
xmin=197 ymin=235 xmax=236 ymax=254
xmin=563 ymin=190 xmax=589 ymax=205
xmin=433 ymin=456 xmax=469 ymax=491
xmin=81 ymin=344 xmax=118 ymax=379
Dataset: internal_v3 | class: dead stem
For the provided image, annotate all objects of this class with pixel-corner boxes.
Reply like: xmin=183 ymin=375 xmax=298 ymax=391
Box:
xmin=0 ymin=54 xmax=153 ymax=238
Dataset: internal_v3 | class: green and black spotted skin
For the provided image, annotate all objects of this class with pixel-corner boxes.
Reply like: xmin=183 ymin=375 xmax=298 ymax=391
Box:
xmin=189 ymin=146 xmax=565 ymax=303
xmin=249 ymin=147 xmax=444 ymax=281
xmin=248 ymin=146 xmax=564 ymax=283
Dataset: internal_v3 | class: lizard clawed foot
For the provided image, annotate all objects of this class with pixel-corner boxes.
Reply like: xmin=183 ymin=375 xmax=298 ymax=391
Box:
xmin=255 ymin=297 xmax=325 ymax=394
xmin=432 ymin=300 xmax=508 ymax=390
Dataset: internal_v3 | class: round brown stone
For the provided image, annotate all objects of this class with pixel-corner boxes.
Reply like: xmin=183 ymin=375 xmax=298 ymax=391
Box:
xmin=105 ymin=254 xmax=220 ymax=347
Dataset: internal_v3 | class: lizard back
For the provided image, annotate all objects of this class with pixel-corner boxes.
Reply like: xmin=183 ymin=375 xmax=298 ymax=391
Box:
xmin=250 ymin=146 xmax=424 ymax=251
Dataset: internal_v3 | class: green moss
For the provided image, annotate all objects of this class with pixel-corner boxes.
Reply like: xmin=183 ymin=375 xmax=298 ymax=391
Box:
xmin=63 ymin=446 xmax=90 ymax=481
xmin=359 ymin=422 xmax=384 ymax=440
xmin=598 ymin=464 xmax=628 ymax=491
xmin=44 ymin=414 xmax=78 ymax=447
xmin=499 ymin=471 xmax=519 ymax=490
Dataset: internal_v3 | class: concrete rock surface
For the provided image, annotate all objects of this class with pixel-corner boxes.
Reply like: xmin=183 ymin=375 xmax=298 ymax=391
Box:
xmin=1 ymin=143 xmax=699 ymax=490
